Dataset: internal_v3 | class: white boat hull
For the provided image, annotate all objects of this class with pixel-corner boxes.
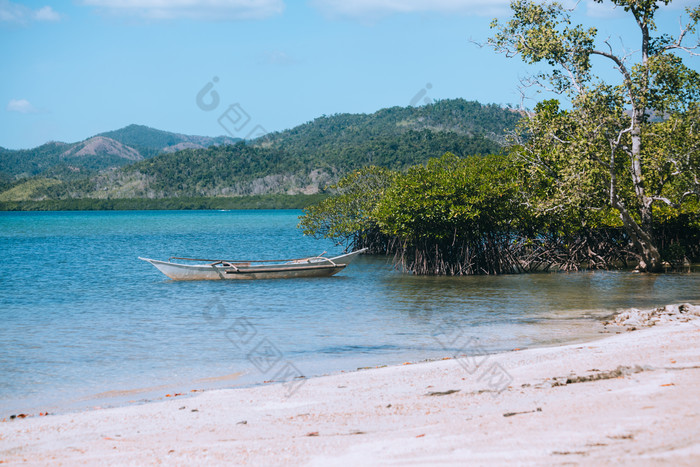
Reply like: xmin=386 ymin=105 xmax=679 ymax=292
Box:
xmin=139 ymin=249 xmax=366 ymax=281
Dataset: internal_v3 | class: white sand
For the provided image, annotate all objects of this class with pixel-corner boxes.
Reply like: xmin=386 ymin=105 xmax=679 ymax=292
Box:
xmin=2 ymin=304 xmax=700 ymax=465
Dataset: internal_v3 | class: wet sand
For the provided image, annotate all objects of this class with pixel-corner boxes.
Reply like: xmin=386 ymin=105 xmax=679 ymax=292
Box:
xmin=1 ymin=304 xmax=699 ymax=465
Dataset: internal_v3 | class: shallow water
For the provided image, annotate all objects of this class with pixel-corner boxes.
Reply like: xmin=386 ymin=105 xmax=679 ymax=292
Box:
xmin=1 ymin=210 xmax=699 ymax=414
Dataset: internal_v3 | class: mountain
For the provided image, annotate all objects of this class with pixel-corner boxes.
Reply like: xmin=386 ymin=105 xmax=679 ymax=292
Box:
xmin=253 ymin=100 xmax=521 ymax=174
xmin=260 ymin=100 xmax=519 ymax=153
xmin=61 ymin=136 xmax=142 ymax=161
xmin=98 ymin=124 xmax=238 ymax=157
xmin=1 ymin=99 xmax=524 ymax=203
xmin=0 ymin=125 xmax=240 ymax=182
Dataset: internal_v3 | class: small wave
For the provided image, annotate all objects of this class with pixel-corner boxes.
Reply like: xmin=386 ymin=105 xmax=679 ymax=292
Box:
xmin=313 ymin=344 xmax=400 ymax=355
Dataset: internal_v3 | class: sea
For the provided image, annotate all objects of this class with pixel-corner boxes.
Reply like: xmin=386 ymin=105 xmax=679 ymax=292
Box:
xmin=1 ymin=210 xmax=699 ymax=415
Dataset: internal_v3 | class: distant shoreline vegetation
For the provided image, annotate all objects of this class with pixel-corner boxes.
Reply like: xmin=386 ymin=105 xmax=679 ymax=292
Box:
xmin=0 ymin=194 xmax=326 ymax=211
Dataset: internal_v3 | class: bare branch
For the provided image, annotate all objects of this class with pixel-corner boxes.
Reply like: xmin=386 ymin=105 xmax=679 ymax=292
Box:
xmin=650 ymin=196 xmax=674 ymax=206
xmin=663 ymin=13 xmax=700 ymax=56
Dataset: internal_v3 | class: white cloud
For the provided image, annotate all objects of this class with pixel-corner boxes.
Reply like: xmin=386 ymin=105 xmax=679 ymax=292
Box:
xmin=310 ymin=0 xmax=511 ymax=20
xmin=82 ymin=0 xmax=284 ymax=20
xmin=34 ymin=6 xmax=61 ymax=21
xmin=7 ymin=99 xmax=41 ymax=114
xmin=0 ymin=0 xmax=23 ymax=22
xmin=0 ymin=1 xmax=61 ymax=24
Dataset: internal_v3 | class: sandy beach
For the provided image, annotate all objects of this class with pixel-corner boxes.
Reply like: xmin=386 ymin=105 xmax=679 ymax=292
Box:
xmin=2 ymin=303 xmax=699 ymax=465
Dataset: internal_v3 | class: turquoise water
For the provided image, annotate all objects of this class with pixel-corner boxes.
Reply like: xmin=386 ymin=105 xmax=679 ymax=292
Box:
xmin=1 ymin=210 xmax=699 ymax=415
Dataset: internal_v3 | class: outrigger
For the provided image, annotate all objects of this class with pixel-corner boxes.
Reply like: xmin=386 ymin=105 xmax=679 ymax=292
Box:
xmin=139 ymin=249 xmax=367 ymax=280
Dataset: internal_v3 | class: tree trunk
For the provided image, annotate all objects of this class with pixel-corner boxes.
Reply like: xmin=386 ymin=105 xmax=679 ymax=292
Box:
xmin=615 ymin=199 xmax=662 ymax=272
xmin=626 ymin=75 xmax=660 ymax=271
xmin=621 ymin=7 xmax=660 ymax=272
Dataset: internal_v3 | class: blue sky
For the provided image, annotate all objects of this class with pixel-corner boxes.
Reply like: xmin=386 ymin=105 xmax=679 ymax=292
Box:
xmin=2 ymin=0 xmax=698 ymax=149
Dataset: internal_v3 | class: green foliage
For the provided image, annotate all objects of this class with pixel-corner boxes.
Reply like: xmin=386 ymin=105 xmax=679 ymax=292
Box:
xmin=262 ymin=99 xmax=521 ymax=151
xmin=490 ymin=0 xmax=700 ymax=271
xmin=490 ymin=1 xmax=597 ymax=93
xmin=296 ymin=129 xmax=503 ymax=172
xmin=513 ymin=98 xmax=626 ymax=229
xmin=300 ymin=145 xmax=700 ymax=273
xmin=299 ymin=153 xmax=524 ymax=247
xmin=127 ymin=142 xmax=306 ymax=196
xmin=300 ymin=153 xmax=535 ymax=273
xmin=642 ymin=104 xmax=700 ymax=208
xmin=372 ymin=153 xmax=532 ymax=274
xmin=374 ymin=153 xmax=523 ymax=242
xmin=0 ymin=178 xmax=62 ymax=202
xmin=0 ymin=194 xmax=325 ymax=211
xmin=0 ymin=171 xmax=15 ymax=192
xmin=0 ymin=142 xmax=74 ymax=179
xmin=299 ymin=166 xmax=396 ymax=249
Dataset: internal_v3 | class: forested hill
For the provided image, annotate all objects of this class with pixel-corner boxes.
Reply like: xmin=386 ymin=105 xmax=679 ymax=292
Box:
xmin=0 ymin=125 xmax=239 ymax=181
xmin=0 ymin=99 xmax=523 ymax=203
xmin=260 ymin=100 xmax=519 ymax=153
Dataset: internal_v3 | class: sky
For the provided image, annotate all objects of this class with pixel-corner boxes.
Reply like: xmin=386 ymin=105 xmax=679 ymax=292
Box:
xmin=2 ymin=0 xmax=699 ymax=149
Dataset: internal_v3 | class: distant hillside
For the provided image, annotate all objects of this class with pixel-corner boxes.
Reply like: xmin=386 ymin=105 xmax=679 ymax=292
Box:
xmin=0 ymin=125 xmax=240 ymax=182
xmin=255 ymin=100 xmax=521 ymax=173
xmin=1 ymin=99 xmax=524 ymax=203
xmin=0 ymin=178 xmax=62 ymax=203
xmin=261 ymin=100 xmax=519 ymax=153
xmin=98 ymin=124 xmax=238 ymax=158
xmin=62 ymin=136 xmax=142 ymax=161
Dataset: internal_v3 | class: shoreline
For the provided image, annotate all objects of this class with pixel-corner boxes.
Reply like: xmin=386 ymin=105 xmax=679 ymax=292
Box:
xmin=0 ymin=333 xmax=607 ymax=420
xmin=1 ymin=311 xmax=616 ymax=418
xmin=2 ymin=303 xmax=700 ymax=464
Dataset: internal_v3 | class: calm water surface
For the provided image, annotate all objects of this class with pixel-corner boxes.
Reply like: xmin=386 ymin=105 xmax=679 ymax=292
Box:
xmin=1 ymin=210 xmax=699 ymax=414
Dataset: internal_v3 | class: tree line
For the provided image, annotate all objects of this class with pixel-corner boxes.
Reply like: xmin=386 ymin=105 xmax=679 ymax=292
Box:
xmin=299 ymin=151 xmax=698 ymax=274
xmin=0 ymin=194 xmax=326 ymax=211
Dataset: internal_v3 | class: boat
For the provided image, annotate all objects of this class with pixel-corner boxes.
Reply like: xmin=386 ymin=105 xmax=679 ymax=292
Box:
xmin=139 ymin=249 xmax=367 ymax=281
